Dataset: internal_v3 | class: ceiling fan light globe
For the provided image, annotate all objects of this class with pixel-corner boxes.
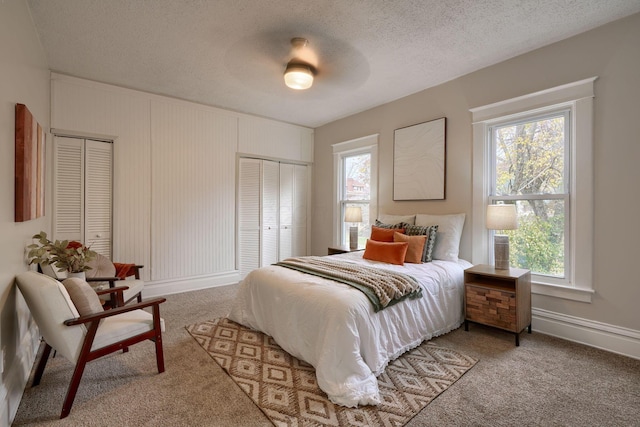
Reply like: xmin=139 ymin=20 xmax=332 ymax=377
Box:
xmin=284 ymin=64 xmax=314 ymax=90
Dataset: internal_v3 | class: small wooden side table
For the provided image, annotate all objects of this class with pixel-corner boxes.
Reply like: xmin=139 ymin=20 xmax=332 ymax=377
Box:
xmin=328 ymin=245 xmax=362 ymax=255
xmin=464 ymin=264 xmax=531 ymax=346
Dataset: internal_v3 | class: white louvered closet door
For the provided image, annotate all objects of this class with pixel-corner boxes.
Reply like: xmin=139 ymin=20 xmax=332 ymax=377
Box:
xmin=292 ymin=164 xmax=308 ymax=257
xmin=238 ymin=158 xmax=308 ymax=278
xmin=84 ymin=140 xmax=113 ymax=256
xmin=279 ymin=163 xmax=294 ymax=261
xmin=53 ymin=137 xmax=85 ymax=243
xmin=238 ymin=158 xmax=261 ymax=278
xmin=261 ymin=160 xmax=280 ymax=267
xmin=53 ymin=136 xmax=113 ymax=258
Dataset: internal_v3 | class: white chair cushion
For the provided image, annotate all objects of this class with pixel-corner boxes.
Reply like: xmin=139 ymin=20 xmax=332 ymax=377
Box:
xmin=91 ymin=310 xmax=165 ymax=351
xmin=16 ymin=272 xmax=85 ymax=362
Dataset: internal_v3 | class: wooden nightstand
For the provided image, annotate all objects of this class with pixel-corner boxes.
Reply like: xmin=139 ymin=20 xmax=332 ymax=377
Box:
xmin=327 ymin=245 xmax=362 ymax=255
xmin=464 ymin=264 xmax=531 ymax=346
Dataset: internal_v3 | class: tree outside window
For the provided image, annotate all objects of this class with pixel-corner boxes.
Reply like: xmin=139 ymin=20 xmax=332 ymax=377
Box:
xmin=342 ymin=153 xmax=371 ymax=247
xmin=490 ymin=111 xmax=569 ymax=278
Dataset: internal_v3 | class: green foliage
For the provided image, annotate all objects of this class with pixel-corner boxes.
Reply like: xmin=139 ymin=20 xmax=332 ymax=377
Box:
xmin=27 ymin=231 xmax=97 ymax=273
xmin=494 ymin=114 xmax=566 ymax=276
xmin=507 ymin=214 xmax=564 ymax=276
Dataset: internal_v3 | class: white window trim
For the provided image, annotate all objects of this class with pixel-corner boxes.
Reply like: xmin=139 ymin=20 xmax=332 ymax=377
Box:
xmin=332 ymin=134 xmax=378 ymax=246
xmin=470 ymin=77 xmax=597 ymax=303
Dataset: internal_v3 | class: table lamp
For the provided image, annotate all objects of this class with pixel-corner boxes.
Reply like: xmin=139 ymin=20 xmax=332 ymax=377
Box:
xmin=486 ymin=204 xmax=518 ymax=270
xmin=344 ymin=206 xmax=362 ymax=250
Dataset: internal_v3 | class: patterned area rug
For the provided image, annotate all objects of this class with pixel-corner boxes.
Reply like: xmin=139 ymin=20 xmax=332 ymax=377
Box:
xmin=186 ymin=318 xmax=477 ymax=427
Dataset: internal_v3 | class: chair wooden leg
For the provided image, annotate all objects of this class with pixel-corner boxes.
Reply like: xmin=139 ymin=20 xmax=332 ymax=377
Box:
xmin=153 ymin=305 xmax=165 ymax=373
xmin=60 ymin=320 xmax=100 ymax=419
xmin=60 ymin=356 xmax=89 ymax=419
xmin=32 ymin=342 xmax=52 ymax=386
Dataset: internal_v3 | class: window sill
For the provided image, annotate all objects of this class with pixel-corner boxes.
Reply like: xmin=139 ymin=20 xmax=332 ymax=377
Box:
xmin=532 ymin=281 xmax=593 ymax=303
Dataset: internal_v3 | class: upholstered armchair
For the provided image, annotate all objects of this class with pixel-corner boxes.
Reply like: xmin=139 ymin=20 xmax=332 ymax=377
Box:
xmin=40 ymin=253 xmax=145 ymax=308
xmin=15 ymin=271 xmax=166 ymax=419
xmin=85 ymin=253 xmax=145 ymax=306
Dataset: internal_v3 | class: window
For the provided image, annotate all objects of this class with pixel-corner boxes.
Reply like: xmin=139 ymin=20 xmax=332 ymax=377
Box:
xmin=471 ymin=78 xmax=596 ymax=302
xmin=333 ymin=135 xmax=378 ymax=247
xmin=489 ymin=110 xmax=570 ymax=279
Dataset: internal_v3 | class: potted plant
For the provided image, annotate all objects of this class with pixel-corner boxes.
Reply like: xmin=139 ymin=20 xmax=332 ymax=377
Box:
xmin=27 ymin=231 xmax=97 ymax=277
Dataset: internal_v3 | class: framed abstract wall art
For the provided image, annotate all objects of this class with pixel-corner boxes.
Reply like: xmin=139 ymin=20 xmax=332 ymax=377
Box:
xmin=393 ymin=117 xmax=446 ymax=200
xmin=15 ymin=103 xmax=46 ymax=222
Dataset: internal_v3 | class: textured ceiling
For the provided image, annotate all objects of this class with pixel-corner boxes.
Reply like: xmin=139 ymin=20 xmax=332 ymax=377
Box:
xmin=27 ymin=0 xmax=640 ymax=128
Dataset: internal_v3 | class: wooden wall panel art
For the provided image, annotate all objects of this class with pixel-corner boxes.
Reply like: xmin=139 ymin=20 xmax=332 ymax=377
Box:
xmin=15 ymin=103 xmax=45 ymax=222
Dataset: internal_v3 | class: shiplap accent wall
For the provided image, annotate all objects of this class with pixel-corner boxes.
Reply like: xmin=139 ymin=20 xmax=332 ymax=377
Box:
xmin=51 ymin=73 xmax=313 ymax=294
xmin=150 ymin=100 xmax=237 ymax=280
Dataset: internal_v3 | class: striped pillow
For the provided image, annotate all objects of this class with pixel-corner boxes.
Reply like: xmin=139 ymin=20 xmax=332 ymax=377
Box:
xmin=401 ymin=223 xmax=439 ymax=263
xmin=374 ymin=219 xmax=405 ymax=229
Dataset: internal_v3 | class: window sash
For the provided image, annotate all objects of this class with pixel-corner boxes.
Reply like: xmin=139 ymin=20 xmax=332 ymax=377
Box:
xmin=490 ymin=195 xmax=570 ymax=283
xmin=470 ymin=77 xmax=595 ymax=301
xmin=332 ymin=134 xmax=378 ymax=248
xmin=339 ymin=152 xmax=371 ymax=246
xmin=488 ymin=109 xmax=571 ymax=285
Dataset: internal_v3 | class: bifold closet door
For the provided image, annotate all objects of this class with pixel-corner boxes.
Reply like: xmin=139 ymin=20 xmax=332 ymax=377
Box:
xmin=279 ymin=163 xmax=294 ymax=260
xmin=53 ymin=136 xmax=113 ymax=258
xmin=260 ymin=160 xmax=279 ymax=266
xmin=238 ymin=158 xmax=308 ymax=278
xmin=292 ymin=164 xmax=308 ymax=257
xmin=279 ymin=163 xmax=308 ymax=259
xmin=238 ymin=158 xmax=261 ymax=278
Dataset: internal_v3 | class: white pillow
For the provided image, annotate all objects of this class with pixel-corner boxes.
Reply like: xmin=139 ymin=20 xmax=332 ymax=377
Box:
xmin=415 ymin=213 xmax=465 ymax=261
xmin=62 ymin=277 xmax=104 ymax=316
xmin=377 ymin=213 xmax=416 ymax=225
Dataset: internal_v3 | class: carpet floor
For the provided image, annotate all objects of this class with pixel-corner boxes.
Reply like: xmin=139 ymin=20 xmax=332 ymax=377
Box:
xmin=11 ymin=284 xmax=640 ymax=426
xmin=186 ymin=317 xmax=477 ymax=427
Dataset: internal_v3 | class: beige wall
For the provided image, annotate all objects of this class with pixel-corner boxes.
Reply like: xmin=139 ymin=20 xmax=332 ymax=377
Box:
xmin=313 ymin=13 xmax=640 ymax=333
xmin=0 ymin=0 xmax=50 ymax=423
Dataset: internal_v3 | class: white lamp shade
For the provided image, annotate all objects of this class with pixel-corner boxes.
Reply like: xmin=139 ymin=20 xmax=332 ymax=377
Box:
xmin=284 ymin=63 xmax=314 ymax=90
xmin=486 ymin=204 xmax=518 ymax=230
xmin=344 ymin=206 xmax=362 ymax=223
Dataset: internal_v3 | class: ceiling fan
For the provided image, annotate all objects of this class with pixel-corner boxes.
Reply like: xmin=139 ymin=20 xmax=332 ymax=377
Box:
xmin=283 ymin=37 xmax=317 ymax=90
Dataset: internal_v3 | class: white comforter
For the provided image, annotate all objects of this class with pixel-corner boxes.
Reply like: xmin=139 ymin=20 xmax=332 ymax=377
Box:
xmin=228 ymin=252 xmax=472 ymax=407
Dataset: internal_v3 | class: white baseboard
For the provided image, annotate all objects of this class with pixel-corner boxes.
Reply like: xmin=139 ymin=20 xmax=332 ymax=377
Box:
xmin=532 ymin=308 xmax=640 ymax=360
xmin=142 ymin=271 xmax=240 ymax=298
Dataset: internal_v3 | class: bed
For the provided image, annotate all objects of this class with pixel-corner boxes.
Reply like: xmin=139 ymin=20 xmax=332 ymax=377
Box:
xmin=228 ymin=250 xmax=472 ymax=407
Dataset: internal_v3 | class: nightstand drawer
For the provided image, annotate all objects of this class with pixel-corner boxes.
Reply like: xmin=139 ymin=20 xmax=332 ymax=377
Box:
xmin=465 ymin=285 xmax=517 ymax=331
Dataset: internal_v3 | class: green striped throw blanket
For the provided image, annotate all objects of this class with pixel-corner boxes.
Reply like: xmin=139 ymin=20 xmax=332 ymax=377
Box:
xmin=274 ymin=256 xmax=422 ymax=312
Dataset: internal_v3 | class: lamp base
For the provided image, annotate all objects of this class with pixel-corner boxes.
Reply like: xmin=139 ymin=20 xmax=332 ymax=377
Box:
xmin=494 ymin=235 xmax=510 ymax=270
xmin=349 ymin=226 xmax=358 ymax=250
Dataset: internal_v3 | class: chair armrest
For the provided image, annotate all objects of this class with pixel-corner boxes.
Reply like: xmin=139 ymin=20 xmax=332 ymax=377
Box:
xmin=95 ymin=285 xmax=129 ymax=297
xmin=64 ymin=297 xmax=167 ymax=326
xmin=86 ymin=276 xmax=120 ymax=283
xmin=133 ymin=265 xmax=143 ymax=279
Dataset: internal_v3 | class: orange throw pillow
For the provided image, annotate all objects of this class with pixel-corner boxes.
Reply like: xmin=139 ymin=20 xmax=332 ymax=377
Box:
xmin=370 ymin=226 xmax=405 ymax=242
xmin=393 ymin=232 xmax=427 ymax=264
xmin=362 ymin=239 xmax=409 ymax=265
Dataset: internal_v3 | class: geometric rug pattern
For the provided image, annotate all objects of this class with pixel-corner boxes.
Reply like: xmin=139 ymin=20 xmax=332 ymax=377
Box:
xmin=186 ymin=318 xmax=477 ymax=427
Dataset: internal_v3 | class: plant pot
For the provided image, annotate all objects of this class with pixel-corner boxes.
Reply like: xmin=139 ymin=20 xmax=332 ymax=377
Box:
xmin=67 ymin=271 xmax=86 ymax=280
